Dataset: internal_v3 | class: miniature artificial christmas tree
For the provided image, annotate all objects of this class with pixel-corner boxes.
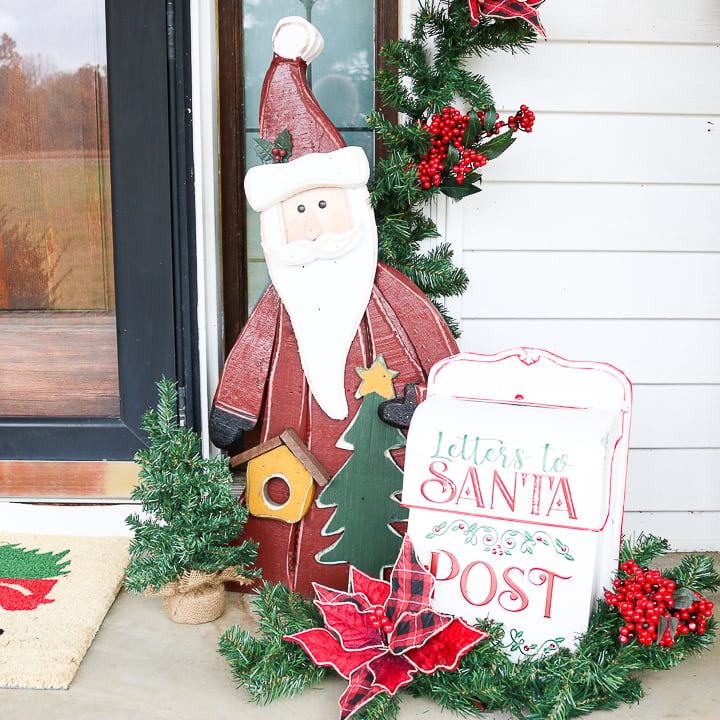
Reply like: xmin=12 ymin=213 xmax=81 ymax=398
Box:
xmin=125 ymin=377 xmax=258 ymax=623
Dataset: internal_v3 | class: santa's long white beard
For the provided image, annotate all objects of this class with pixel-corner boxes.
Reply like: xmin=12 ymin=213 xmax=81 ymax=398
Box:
xmin=262 ymin=197 xmax=378 ymax=420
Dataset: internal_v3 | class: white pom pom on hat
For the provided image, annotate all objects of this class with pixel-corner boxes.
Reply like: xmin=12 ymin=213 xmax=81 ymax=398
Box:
xmin=272 ymin=16 xmax=324 ymax=62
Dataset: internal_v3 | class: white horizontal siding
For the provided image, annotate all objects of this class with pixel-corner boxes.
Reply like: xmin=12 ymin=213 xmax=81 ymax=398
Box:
xmin=479 ymin=114 xmax=719 ymax=184
xmin=426 ymin=0 xmax=720 ymax=549
xmin=459 ymin=320 xmax=720 ymax=384
xmin=479 ymin=43 xmax=720 ymax=115
xmin=625 ymin=450 xmax=720 ymax=511
xmin=541 ymin=0 xmax=720 ymax=44
xmin=462 ymin=183 xmax=720 ymax=252
xmin=462 ymin=251 xmax=720 ymax=319
xmin=630 ymin=386 xmax=720 ymax=449
xmin=622 ymin=512 xmax=720 ymax=552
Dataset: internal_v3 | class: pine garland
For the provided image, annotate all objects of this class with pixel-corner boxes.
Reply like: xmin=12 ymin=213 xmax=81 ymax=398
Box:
xmin=370 ymin=0 xmax=539 ymax=333
xmin=218 ymin=534 xmax=718 ymax=720
xmin=125 ymin=378 xmax=259 ymax=593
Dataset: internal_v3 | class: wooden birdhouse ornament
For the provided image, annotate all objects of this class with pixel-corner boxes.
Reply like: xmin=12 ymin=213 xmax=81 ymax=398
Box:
xmin=231 ymin=429 xmax=330 ymax=524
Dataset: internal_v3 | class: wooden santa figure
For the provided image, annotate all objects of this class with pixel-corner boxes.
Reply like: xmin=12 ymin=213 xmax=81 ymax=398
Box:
xmin=210 ymin=16 xmax=458 ymax=596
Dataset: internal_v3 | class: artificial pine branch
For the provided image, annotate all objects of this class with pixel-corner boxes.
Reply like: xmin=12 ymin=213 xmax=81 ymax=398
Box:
xmin=125 ymin=377 xmax=258 ymax=593
xmin=672 ymin=553 xmax=720 ymax=593
xmin=219 ymin=535 xmax=716 ymax=720
xmin=354 ymin=693 xmax=401 ymax=720
xmin=619 ymin=533 xmax=670 ymax=568
xmin=371 ymin=0 xmax=540 ymax=333
xmin=218 ymin=582 xmax=324 ymax=704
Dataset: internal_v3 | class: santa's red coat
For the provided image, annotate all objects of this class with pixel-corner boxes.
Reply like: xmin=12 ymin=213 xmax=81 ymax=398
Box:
xmin=213 ymin=262 xmax=458 ymax=594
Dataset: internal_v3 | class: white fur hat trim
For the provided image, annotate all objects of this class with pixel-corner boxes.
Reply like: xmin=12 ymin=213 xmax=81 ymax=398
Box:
xmin=244 ymin=146 xmax=370 ymax=212
xmin=272 ymin=16 xmax=324 ymax=63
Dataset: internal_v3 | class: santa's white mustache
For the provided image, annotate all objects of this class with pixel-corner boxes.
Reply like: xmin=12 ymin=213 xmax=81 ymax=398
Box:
xmin=263 ymin=227 xmax=361 ymax=266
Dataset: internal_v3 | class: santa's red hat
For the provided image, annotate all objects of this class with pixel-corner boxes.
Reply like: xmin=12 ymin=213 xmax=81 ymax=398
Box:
xmin=244 ymin=16 xmax=370 ymax=212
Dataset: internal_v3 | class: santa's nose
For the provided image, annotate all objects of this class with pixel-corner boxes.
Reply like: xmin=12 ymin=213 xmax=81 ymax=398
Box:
xmin=304 ymin=211 xmax=321 ymax=240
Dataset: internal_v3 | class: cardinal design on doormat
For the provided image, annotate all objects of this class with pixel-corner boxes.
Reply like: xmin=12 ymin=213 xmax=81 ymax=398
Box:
xmin=0 ymin=542 xmax=71 ymax=611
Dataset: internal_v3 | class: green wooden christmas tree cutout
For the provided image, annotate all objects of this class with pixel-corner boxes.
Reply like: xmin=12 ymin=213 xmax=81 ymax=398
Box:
xmin=315 ymin=355 xmax=408 ymax=577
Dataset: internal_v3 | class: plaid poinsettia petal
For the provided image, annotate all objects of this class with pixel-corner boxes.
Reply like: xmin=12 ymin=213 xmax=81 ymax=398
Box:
xmin=317 ymin=600 xmax=385 ymax=651
xmin=404 ymin=617 xmax=488 ymax=674
xmin=384 ymin=536 xmax=435 ymax=623
xmin=367 ymin=652 xmax=418 ymax=694
xmin=313 ymin=582 xmax=370 ymax=610
xmin=283 ymin=628 xmax=384 ymax=680
xmin=387 ymin=608 xmax=453 ymax=654
xmin=349 ymin=566 xmax=391 ymax=608
xmin=340 ymin=666 xmax=385 ymax=720
xmin=480 ymin=0 xmax=546 ymax=36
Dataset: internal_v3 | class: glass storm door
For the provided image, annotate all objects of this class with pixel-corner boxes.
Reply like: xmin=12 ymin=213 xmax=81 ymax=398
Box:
xmin=0 ymin=3 xmax=118 ymax=419
xmin=0 ymin=1 xmax=194 ymax=498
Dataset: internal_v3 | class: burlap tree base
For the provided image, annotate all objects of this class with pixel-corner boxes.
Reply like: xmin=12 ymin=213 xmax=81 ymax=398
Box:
xmin=153 ymin=567 xmax=252 ymax=624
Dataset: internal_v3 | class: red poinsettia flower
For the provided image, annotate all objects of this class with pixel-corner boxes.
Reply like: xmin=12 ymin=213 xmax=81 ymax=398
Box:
xmin=284 ymin=536 xmax=487 ymax=719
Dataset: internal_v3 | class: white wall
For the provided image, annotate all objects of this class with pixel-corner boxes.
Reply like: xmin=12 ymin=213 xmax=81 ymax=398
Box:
xmin=422 ymin=0 xmax=720 ymax=549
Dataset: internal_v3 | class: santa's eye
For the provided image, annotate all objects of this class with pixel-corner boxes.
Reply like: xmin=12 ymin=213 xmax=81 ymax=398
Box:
xmin=297 ymin=204 xmax=306 ymax=213
xmin=318 ymin=200 xmax=327 ymax=209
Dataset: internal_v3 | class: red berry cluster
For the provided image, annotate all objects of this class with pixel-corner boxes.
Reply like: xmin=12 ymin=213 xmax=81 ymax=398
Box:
xmin=604 ymin=560 xmax=714 ymax=647
xmin=270 ymin=147 xmax=288 ymax=163
xmin=415 ymin=105 xmax=535 ymax=190
xmin=415 ymin=107 xmax=484 ymax=189
xmin=507 ymin=105 xmax=536 ymax=133
xmin=368 ymin=606 xmax=394 ymax=634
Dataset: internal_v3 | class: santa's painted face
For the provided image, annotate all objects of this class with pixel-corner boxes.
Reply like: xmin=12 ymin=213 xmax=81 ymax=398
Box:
xmin=281 ymin=187 xmax=352 ymax=243
xmin=261 ymin=184 xmax=378 ymax=420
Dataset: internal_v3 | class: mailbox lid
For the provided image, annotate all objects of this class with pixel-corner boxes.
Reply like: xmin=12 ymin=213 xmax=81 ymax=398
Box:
xmin=402 ymin=396 xmax=623 ymax=532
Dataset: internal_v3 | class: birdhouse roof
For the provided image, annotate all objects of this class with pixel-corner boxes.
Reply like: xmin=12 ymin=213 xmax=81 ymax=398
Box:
xmin=229 ymin=427 xmax=330 ymax=487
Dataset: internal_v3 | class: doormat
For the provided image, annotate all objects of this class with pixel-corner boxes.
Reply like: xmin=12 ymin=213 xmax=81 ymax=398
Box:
xmin=0 ymin=533 xmax=129 ymax=689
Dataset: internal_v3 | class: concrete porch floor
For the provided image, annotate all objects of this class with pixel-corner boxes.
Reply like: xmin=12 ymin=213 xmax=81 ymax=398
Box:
xmin=1 ymin=560 xmax=718 ymax=720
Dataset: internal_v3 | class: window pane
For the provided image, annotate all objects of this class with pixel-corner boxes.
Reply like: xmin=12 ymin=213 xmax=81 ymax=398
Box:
xmin=0 ymin=0 xmax=118 ymax=417
xmin=243 ymin=0 xmax=375 ymax=309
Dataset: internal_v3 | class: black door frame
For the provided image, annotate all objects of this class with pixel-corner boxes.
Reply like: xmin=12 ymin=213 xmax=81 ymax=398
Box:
xmin=0 ymin=0 xmax=198 ymax=461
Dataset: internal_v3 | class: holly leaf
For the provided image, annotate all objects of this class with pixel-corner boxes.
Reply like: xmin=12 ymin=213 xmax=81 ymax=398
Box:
xmin=275 ymin=128 xmax=292 ymax=157
xmin=442 ymin=144 xmax=460 ymax=173
xmin=656 ymin=614 xmax=679 ymax=644
xmin=464 ymin=169 xmax=483 ymax=185
xmin=254 ymin=137 xmax=275 ymax=163
xmin=482 ymin=107 xmax=497 ymax=133
xmin=672 ymin=587 xmax=697 ymax=610
xmin=440 ymin=181 xmax=482 ymax=200
xmin=462 ymin=112 xmax=483 ymax=147
xmin=477 ymin=129 xmax=516 ymax=160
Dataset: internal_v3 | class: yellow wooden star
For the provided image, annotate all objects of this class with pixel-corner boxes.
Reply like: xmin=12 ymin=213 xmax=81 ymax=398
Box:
xmin=355 ymin=355 xmax=398 ymax=400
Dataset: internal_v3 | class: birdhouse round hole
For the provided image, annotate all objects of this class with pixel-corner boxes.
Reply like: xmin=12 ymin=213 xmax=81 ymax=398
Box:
xmin=262 ymin=475 xmax=292 ymax=509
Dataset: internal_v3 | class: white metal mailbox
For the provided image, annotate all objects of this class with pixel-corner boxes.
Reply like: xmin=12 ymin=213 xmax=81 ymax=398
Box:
xmin=402 ymin=349 xmax=632 ymax=659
